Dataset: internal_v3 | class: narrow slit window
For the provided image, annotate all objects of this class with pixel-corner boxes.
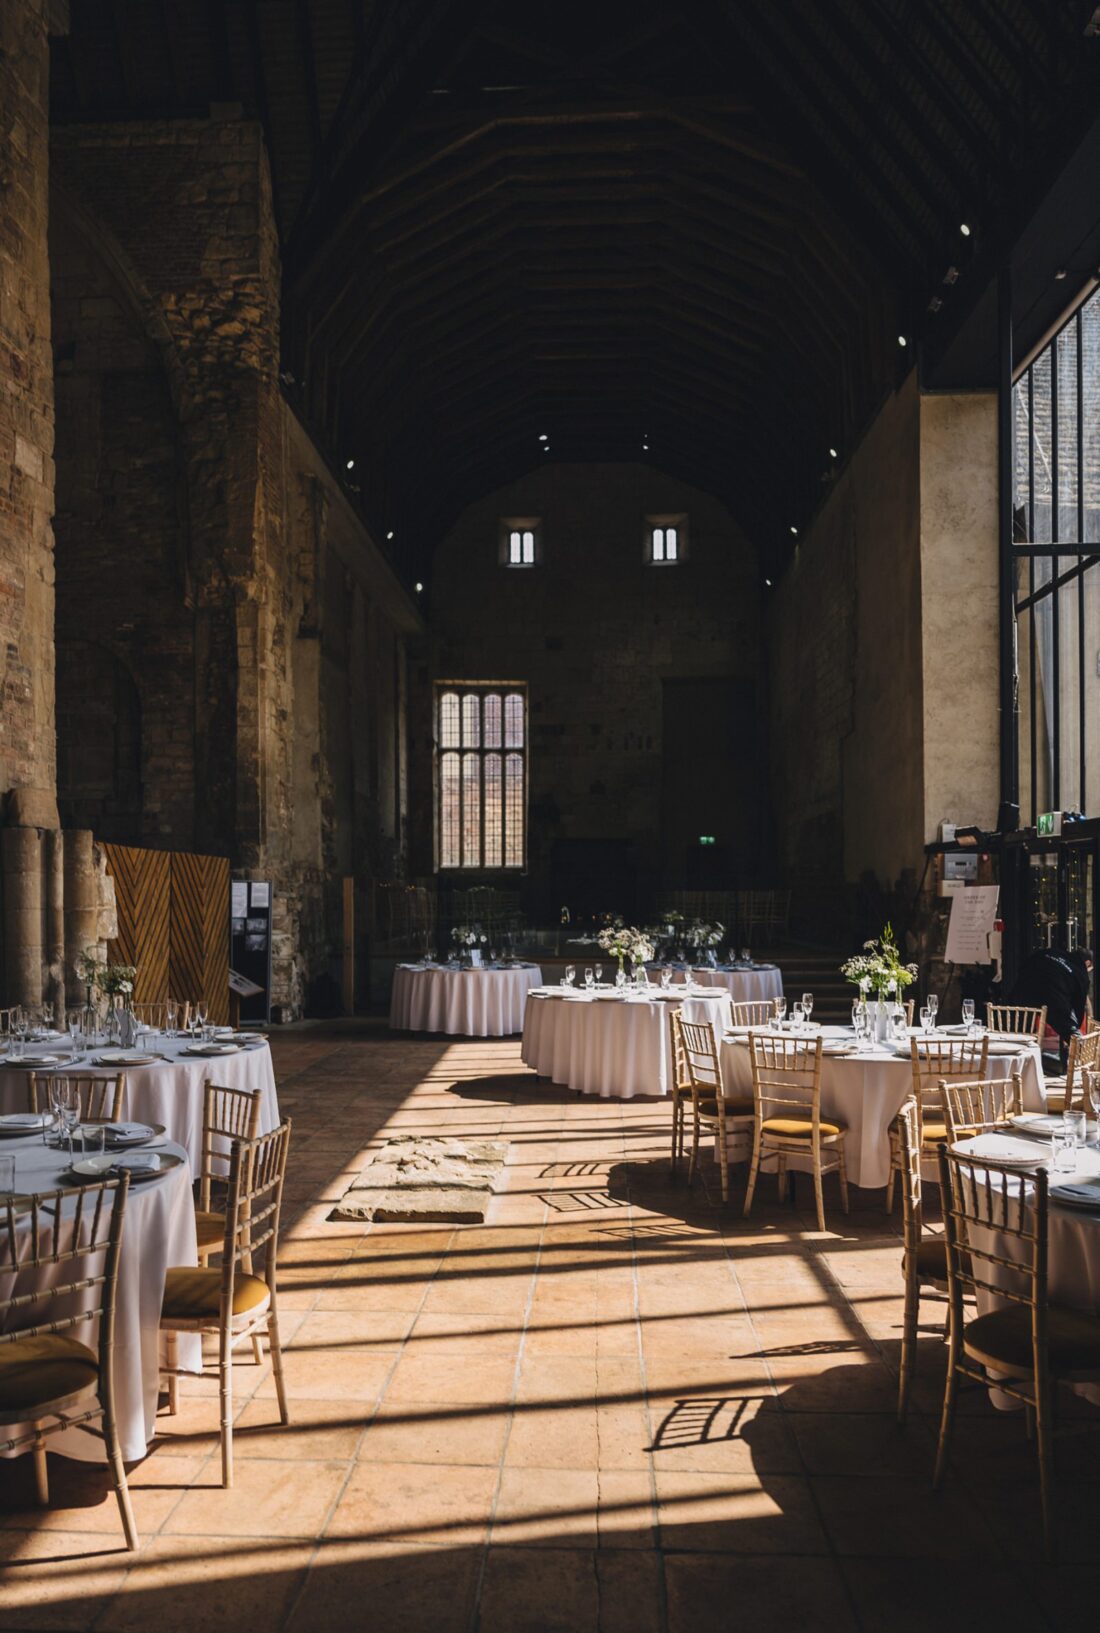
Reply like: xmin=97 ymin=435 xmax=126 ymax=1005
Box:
xmin=646 ymin=514 xmax=687 ymax=564
xmin=503 ymin=519 xmax=540 ymax=568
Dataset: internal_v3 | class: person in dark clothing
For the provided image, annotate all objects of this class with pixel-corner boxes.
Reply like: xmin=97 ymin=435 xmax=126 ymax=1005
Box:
xmin=1010 ymin=947 xmax=1094 ymax=1060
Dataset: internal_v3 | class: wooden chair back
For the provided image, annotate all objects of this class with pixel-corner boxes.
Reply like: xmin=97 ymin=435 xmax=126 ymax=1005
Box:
xmin=893 ymin=1096 xmax=923 ymax=1261
xmin=986 ymin=1004 xmax=1047 ymax=1042
xmin=910 ymin=1036 xmax=989 ymax=1121
xmin=29 ymin=1073 xmax=126 ymax=1121
xmin=679 ymin=1018 xmax=722 ymax=1094
xmin=0 ymin=1175 xmax=130 ymax=1421
xmin=748 ymin=1033 xmax=824 ymax=1126
xmin=941 ymin=1071 xmax=1023 ymax=1140
xmin=937 ymin=1144 xmax=1046 ymax=1353
xmin=1064 ymin=1029 xmax=1100 ymax=1111
xmin=217 ymin=1122 xmax=292 ymax=1288
xmin=731 ymin=999 xmax=779 ymax=1027
xmin=199 ymin=1083 xmax=264 ymax=1214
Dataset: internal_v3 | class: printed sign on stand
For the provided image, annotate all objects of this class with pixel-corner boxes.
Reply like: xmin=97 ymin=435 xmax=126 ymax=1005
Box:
xmin=945 ymin=885 xmax=1000 ymax=966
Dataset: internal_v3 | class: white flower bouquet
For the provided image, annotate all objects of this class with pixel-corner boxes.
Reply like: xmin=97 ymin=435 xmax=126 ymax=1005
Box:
xmin=840 ymin=923 xmax=916 ymax=999
xmin=451 ymin=924 xmax=488 ymax=948
xmin=597 ymin=921 xmax=656 ymax=966
xmin=686 ymin=919 xmax=724 ymax=950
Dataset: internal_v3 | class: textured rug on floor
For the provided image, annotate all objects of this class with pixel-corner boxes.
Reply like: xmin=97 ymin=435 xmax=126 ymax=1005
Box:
xmin=330 ymin=1135 xmax=508 ymax=1222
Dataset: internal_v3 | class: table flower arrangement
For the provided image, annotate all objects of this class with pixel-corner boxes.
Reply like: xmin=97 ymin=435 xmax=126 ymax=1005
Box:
xmin=450 ymin=923 xmax=487 ymax=966
xmin=597 ymin=921 xmax=656 ymax=978
xmin=840 ymin=923 xmax=916 ymax=1041
xmin=78 ymin=949 xmax=139 ymax=1042
xmin=687 ymin=919 xmax=724 ymax=965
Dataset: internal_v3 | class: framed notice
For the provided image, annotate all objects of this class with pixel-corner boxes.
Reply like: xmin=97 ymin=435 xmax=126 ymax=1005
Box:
xmin=945 ymin=885 xmax=1000 ymax=966
xmin=230 ymin=879 xmax=273 ymax=1022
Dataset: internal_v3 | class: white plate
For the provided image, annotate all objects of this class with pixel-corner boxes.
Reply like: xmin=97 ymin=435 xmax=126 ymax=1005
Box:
xmin=1011 ymin=1112 xmax=1096 ymax=1138
xmin=93 ymin=1053 xmax=159 ymax=1067
xmin=0 ymin=1112 xmax=50 ymax=1133
xmin=1050 ymin=1180 xmax=1100 ymax=1211
xmin=12 ymin=1055 xmax=69 ymax=1068
xmin=951 ymin=1133 xmax=1045 ymax=1167
xmin=181 ymin=1042 xmax=241 ymax=1056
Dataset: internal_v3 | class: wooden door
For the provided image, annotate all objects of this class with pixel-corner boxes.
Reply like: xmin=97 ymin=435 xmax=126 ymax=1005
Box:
xmin=103 ymin=844 xmax=230 ymax=1024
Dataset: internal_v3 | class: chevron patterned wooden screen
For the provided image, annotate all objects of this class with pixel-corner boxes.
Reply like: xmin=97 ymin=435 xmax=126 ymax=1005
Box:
xmin=103 ymin=845 xmax=230 ymax=1024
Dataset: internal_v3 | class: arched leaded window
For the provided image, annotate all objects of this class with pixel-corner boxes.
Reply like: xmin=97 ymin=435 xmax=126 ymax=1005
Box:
xmin=436 ymin=684 xmax=527 ymax=869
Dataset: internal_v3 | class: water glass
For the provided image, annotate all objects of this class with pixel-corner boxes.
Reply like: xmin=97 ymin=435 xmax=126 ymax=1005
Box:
xmin=0 ymin=1155 xmax=15 ymax=1196
xmin=920 ymin=1004 xmax=933 ymax=1036
xmin=81 ymin=1123 xmax=106 ymax=1159
xmin=8 ymin=1032 xmax=23 ymax=1061
xmin=775 ymin=997 xmax=787 ymax=1026
xmin=1063 ymin=1109 xmax=1087 ymax=1152
xmin=660 ymin=968 xmax=672 ymax=991
xmin=927 ymin=993 xmax=940 ymax=1020
xmin=961 ymin=998 xmax=975 ymax=1033
xmin=1052 ymin=1129 xmax=1076 ymax=1173
xmin=802 ymin=993 xmax=813 ymax=1021
xmin=565 ymin=965 xmax=576 ymax=987
xmin=584 ymin=967 xmax=595 ymax=991
xmin=790 ymin=1001 xmax=804 ymax=1029
xmin=165 ymin=1001 xmax=178 ymax=1035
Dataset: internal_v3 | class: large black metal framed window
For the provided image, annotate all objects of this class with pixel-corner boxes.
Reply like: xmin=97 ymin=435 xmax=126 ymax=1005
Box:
xmin=1013 ymin=285 xmax=1100 ymax=825
xmin=435 ymin=684 xmax=527 ymax=870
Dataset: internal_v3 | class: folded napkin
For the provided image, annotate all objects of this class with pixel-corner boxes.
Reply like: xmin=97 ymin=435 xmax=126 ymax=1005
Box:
xmin=0 ymin=1112 xmax=44 ymax=1127
xmin=111 ymin=1151 xmax=159 ymax=1173
xmin=103 ymin=1122 xmax=152 ymax=1141
xmin=1051 ymin=1180 xmax=1100 ymax=1207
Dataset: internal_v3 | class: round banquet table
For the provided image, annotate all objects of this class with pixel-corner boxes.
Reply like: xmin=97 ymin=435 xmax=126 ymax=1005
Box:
xmin=0 ymin=1134 xmax=199 ymax=1462
xmin=718 ymin=1026 xmax=1045 ymax=1189
xmin=651 ymin=964 xmax=784 ymax=1005
xmin=390 ymin=964 xmax=543 ymax=1037
xmin=0 ymin=1035 xmax=280 ymax=1172
xmin=522 ymin=988 xmax=734 ymax=1099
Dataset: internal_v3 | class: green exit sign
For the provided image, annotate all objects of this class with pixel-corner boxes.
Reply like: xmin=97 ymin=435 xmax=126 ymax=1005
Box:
xmin=1037 ymin=811 xmax=1063 ymax=837
xmin=698 ymin=835 xmax=716 ymax=846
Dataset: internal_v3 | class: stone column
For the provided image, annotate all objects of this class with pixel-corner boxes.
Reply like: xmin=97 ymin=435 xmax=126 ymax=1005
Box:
xmin=63 ymin=828 xmax=99 ymax=997
xmin=2 ymin=827 xmax=44 ymax=1008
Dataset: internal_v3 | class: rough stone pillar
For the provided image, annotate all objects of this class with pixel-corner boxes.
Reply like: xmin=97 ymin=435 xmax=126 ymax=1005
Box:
xmin=44 ymin=827 xmax=65 ymax=1020
xmin=63 ymin=828 xmax=98 ymax=1001
xmin=2 ymin=828 xmax=44 ymax=1008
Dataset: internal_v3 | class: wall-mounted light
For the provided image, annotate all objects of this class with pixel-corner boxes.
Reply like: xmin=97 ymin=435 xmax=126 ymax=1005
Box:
xmin=414 ymin=582 xmax=423 ymax=593
xmin=959 ymin=222 xmax=971 ymax=237
xmin=386 ymin=530 xmax=395 ymax=540
xmin=345 ymin=458 xmax=355 ymax=470
xmin=898 ymin=334 xmax=908 ymax=348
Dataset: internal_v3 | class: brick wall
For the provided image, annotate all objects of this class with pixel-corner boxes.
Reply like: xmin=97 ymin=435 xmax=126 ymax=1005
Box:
xmin=409 ymin=464 xmax=766 ymax=917
xmin=0 ymin=0 xmax=55 ymax=806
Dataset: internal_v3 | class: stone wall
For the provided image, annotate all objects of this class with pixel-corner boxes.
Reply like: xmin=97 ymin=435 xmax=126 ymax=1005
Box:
xmin=769 ymin=375 xmax=998 ymax=943
xmin=0 ymin=0 xmax=56 ymax=813
xmin=46 ymin=117 xmax=419 ymax=1016
xmin=409 ymin=465 xmax=765 ymax=918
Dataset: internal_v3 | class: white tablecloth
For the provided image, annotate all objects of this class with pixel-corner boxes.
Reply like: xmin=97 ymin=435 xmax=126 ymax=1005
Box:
xmin=522 ymin=990 xmax=734 ymax=1099
xmin=0 ymin=1036 xmax=280 ymax=1172
xmin=652 ymin=966 xmax=784 ymax=1005
xmin=1 ymin=1135 xmax=199 ymax=1462
xmin=718 ymin=1026 xmax=1045 ymax=1189
xmin=390 ymin=965 xmax=543 ymax=1036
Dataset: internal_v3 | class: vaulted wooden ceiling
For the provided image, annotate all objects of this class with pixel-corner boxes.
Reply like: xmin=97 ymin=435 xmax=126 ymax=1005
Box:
xmin=52 ymin=2 xmax=1100 ymax=581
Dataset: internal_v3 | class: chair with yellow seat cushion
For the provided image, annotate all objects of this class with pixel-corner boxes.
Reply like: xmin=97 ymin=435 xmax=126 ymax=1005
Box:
xmin=672 ymin=1011 xmax=752 ymax=1204
xmin=743 ymin=1032 xmax=847 ymax=1232
xmin=934 ymin=1145 xmax=1100 ymax=1561
xmin=161 ymin=1120 xmax=292 ymax=1488
xmin=0 ymin=1175 xmax=136 ymax=1548
xmin=941 ymin=1071 xmax=1023 ymax=1142
xmin=668 ymin=1007 xmax=690 ymax=1177
xmin=885 ymin=1035 xmax=989 ymax=1214
xmin=893 ymin=1096 xmax=951 ymax=1424
xmin=196 ymin=1082 xmax=264 ymax=1360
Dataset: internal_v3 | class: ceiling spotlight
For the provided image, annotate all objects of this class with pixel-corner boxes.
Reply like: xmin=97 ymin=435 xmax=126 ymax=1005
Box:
xmin=959 ymin=222 xmax=971 ymax=237
xmin=898 ymin=334 xmax=908 ymax=348
xmin=765 ymin=578 xmax=773 ymax=587
xmin=386 ymin=530 xmax=394 ymax=540
xmin=538 ymin=434 xmax=548 ymax=442
xmin=345 ymin=458 xmax=355 ymax=471
xmin=642 ymin=443 xmax=650 ymax=451
xmin=414 ymin=581 xmax=423 ymax=593
xmin=543 ymin=444 xmax=551 ymax=452
xmin=1055 ymin=267 xmax=1069 ymax=280
xmin=829 ymin=447 xmax=838 ymax=459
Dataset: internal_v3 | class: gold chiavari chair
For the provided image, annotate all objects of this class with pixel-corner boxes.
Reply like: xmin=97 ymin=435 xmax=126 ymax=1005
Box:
xmin=195 ymin=1083 xmax=265 ymax=1259
xmin=130 ymin=1000 xmax=191 ymax=1031
xmin=985 ymin=1003 xmax=1047 ymax=1042
xmin=744 ymin=1032 xmax=848 ymax=1232
xmin=0 ymin=1175 xmax=137 ymax=1547
xmin=1043 ymin=1028 xmax=1100 ymax=1113
xmin=730 ymin=999 xmax=779 ymax=1028
xmin=161 ymin=1122 xmax=292 ymax=1487
xmin=885 ymin=1035 xmax=989 ymax=1212
xmin=934 ymin=1144 xmax=1100 ymax=1560
xmin=0 ymin=1007 xmax=15 ymax=1037
xmin=668 ymin=1008 xmax=689 ymax=1176
xmin=894 ymin=1097 xmax=949 ymax=1423
xmin=29 ymin=1073 xmax=126 ymax=1122
xmin=940 ymin=1070 xmax=1023 ymax=1141
xmin=673 ymin=1012 xmax=752 ymax=1203
xmin=903 ymin=998 xmax=915 ymax=1026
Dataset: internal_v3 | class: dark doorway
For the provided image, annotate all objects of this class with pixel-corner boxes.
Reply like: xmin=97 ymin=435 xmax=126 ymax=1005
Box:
xmin=660 ymin=678 xmax=763 ymax=889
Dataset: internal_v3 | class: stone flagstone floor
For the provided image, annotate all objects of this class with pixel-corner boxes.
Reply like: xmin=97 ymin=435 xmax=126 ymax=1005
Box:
xmin=1 ymin=1020 xmax=1099 ymax=1632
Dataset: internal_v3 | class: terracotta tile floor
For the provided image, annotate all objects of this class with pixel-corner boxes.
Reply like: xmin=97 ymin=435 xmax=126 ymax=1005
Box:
xmin=2 ymin=1020 xmax=1099 ymax=1631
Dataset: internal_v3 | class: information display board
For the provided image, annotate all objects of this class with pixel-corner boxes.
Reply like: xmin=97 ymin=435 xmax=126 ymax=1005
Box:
xmin=230 ymin=879 xmax=273 ymax=1024
xmin=945 ymin=884 xmax=1000 ymax=966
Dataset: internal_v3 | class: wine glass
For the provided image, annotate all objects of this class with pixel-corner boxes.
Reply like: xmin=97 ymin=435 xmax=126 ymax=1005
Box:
xmin=584 ymin=966 xmax=595 ymax=991
xmin=927 ymin=993 xmax=939 ymax=1024
xmin=565 ymin=965 xmax=576 ymax=987
xmin=775 ymin=997 xmax=787 ymax=1027
xmin=51 ymin=1080 xmax=79 ymax=1157
xmin=961 ymin=998 xmax=975 ymax=1034
xmin=920 ymin=1004 xmax=933 ymax=1036
xmin=802 ymin=993 xmax=813 ymax=1022
xmin=594 ymin=963 xmax=603 ymax=986
xmin=790 ymin=1001 xmax=804 ymax=1030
